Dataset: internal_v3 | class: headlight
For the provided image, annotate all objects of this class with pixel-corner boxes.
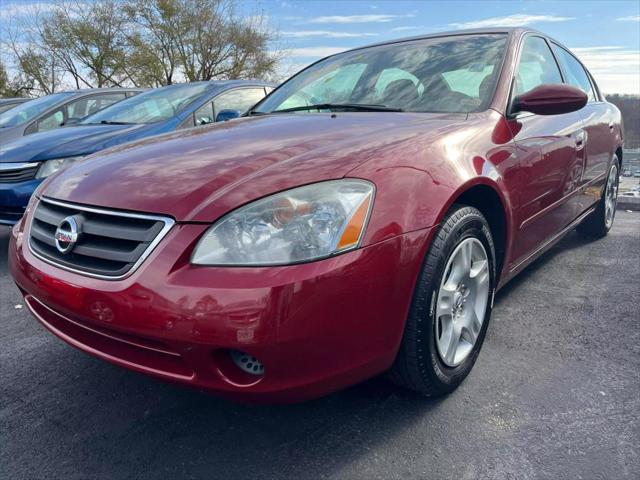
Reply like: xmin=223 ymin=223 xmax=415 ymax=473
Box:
xmin=36 ymin=156 xmax=84 ymax=179
xmin=192 ymin=179 xmax=374 ymax=266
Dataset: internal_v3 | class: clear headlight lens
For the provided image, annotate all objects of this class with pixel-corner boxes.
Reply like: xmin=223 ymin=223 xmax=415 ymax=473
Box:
xmin=192 ymin=179 xmax=375 ymax=266
xmin=36 ymin=156 xmax=84 ymax=179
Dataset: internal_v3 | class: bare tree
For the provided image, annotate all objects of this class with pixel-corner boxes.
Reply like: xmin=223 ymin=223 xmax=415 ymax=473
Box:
xmin=224 ymin=14 xmax=280 ymax=80
xmin=0 ymin=61 xmax=8 ymax=95
xmin=14 ymin=49 xmax=60 ymax=95
xmin=125 ymin=0 xmax=279 ymax=83
xmin=1 ymin=8 xmax=63 ymax=95
xmin=123 ymin=0 xmax=182 ymax=86
xmin=41 ymin=0 xmax=130 ymax=88
xmin=2 ymin=0 xmax=282 ymax=92
xmin=0 ymin=60 xmax=29 ymax=97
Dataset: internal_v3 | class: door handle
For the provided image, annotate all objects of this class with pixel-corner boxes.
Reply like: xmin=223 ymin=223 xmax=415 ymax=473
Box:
xmin=575 ymin=131 xmax=585 ymax=151
xmin=609 ymin=122 xmax=615 ymax=133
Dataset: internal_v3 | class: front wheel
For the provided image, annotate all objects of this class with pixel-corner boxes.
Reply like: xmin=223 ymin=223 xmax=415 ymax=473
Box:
xmin=577 ymin=159 xmax=619 ymax=238
xmin=389 ymin=205 xmax=495 ymax=396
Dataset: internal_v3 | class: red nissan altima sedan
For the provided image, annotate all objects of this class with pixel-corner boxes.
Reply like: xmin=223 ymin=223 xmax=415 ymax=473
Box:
xmin=9 ymin=28 xmax=623 ymax=403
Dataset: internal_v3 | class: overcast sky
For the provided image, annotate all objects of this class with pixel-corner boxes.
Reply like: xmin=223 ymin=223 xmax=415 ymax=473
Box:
xmin=2 ymin=0 xmax=639 ymax=94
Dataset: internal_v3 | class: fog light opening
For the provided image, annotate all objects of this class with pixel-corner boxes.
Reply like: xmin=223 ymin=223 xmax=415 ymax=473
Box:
xmin=230 ymin=350 xmax=265 ymax=376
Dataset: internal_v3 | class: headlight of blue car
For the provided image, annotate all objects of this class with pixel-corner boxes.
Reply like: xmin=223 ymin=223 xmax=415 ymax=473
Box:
xmin=36 ymin=156 xmax=85 ymax=179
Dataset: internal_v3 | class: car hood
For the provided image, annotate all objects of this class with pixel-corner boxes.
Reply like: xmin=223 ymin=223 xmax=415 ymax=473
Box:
xmin=0 ymin=124 xmax=151 ymax=163
xmin=43 ymin=112 xmax=466 ymax=222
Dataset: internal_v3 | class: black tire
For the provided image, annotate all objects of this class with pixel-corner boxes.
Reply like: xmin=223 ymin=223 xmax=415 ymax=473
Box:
xmin=577 ymin=159 xmax=619 ymax=239
xmin=389 ymin=205 xmax=496 ymax=396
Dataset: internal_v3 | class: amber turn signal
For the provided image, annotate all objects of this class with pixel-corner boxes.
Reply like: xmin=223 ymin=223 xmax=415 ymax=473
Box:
xmin=337 ymin=194 xmax=372 ymax=250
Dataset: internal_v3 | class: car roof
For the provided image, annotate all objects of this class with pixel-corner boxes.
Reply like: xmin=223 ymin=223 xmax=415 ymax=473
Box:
xmin=343 ymin=27 xmax=542 ymax=52
xmin=208 ymin=79 xmax=275 ymax=87
xmin=58 ymin=87 xmax=145 ymax=95
xmin=349 ymin=27 xmax=579 ymax=65
xmin=170 ymin=79 xmax=276 ymax=91
xmin=0 ymin=98 xmax=29 ymax=104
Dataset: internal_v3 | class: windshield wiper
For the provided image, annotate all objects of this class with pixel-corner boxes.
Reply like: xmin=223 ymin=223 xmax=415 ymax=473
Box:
xmin=252 ymin=103 xmax=404 ymax=115
xmin=245 ymin=110 xmax=269 ymax=116
xmin=94 ymin=120 xmax=135 ymax=125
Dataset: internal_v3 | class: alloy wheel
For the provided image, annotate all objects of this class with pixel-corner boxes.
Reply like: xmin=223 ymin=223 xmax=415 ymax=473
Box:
xmin=435 ymin=238 xmax=490 ymax=367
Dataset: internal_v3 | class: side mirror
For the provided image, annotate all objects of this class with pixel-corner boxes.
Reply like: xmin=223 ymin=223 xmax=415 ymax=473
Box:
xmin=512 ymin=84 xmax=587 ymax=116
xmin=63 ymin=117 xmax=81 ymax=126
xmin=216 ymin=109 xmax=241 ymax=122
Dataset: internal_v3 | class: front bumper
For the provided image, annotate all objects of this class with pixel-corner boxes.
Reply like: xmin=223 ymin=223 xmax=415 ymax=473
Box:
xmin=9 ymin=216 xmax=433 ymax=403
xmin=0 ymin=178 xmax=42 ymax=225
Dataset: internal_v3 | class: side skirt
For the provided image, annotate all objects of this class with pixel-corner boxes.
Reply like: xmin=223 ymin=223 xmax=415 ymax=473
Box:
xmin=499 ymin=205 xmax=596 ymax=288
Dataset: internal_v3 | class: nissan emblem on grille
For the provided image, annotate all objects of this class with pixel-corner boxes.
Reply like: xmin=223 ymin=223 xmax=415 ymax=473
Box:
xmin=54 ymin=216 xmax=81 ymax=254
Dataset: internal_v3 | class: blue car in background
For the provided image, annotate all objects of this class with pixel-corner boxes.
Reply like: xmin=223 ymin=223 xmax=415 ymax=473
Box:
xmin=0 ymin=80 xmax=273 ymax=224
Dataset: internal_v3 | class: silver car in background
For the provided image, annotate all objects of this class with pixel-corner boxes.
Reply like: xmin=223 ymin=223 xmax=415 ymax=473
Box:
xmin=0 ymin=88 xmax=142 ymax=144
xmin=0 ymin=98 xmax=29 ymax=114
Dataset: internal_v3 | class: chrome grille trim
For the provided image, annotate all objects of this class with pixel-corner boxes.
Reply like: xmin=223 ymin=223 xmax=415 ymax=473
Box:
xmin=0 ymin=162 xmax=39 ymax=183
xmin=0 ymin=162 xmax=37 ymax=171
xmin=27 ymin=197 xmax=175 ymax=280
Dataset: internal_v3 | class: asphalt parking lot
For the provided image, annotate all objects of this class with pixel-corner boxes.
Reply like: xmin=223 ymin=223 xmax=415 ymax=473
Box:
xmin=1 ymin=212 xmax=639 ymax=480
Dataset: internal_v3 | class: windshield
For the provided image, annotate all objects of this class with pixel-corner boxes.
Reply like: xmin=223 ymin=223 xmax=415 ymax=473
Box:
xmin=254 ymin=34 xmax=507 ymax=114
xmin=0 ymin=92 xmax=74 ymax=128
xmin=82 ymin=83 xmax=212 ymax=125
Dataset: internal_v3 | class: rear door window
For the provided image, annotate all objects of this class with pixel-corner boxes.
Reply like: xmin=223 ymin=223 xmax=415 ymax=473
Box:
xmin=551 ymin=45 xmax=596 ymax=102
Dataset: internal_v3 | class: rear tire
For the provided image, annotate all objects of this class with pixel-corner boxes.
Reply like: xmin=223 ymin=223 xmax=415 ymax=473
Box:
xmin=577 ymin=159 xmax=619 ymax=238
xmin=389 ymin=205 xmax=496 ymax=396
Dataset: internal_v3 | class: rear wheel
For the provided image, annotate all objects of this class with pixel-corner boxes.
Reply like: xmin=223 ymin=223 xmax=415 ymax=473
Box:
xmin=389 ymin=205 xmax=495 ymax=396
xmin=577 ymin=160 xmax=619 ymax=238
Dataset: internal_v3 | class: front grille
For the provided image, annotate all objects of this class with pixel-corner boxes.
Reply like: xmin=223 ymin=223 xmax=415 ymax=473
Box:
xmin=28 ymin=197 xmax=174 ymax=279
xmin=0 ymin=163 xmax=39 ymax=183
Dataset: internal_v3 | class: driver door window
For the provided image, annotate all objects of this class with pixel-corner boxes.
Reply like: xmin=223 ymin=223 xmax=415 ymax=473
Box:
xmin=513 ymin=36 xmax=562 ymax=97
